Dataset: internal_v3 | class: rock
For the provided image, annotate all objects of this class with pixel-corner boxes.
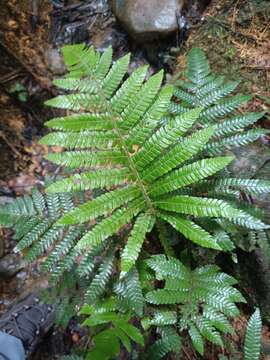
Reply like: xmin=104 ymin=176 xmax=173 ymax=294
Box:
xmin=228 ymin=143 xmax=270 ymax=178
xmin=112 ymin=0 xmax=184 ymax=42
xmin=253 ymin=161 xmax=270 ymax=222
xmin=45 ymin=47 xmax=66 ymax=75
xmin=0 ymin=254 xmax=26 ymax=279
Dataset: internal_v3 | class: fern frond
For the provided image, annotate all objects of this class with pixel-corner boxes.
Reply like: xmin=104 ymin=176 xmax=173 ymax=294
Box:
xmin=142 ymin=126 xmax=215 ymax=182
xmin=114 ymin=268 xmax=144 ymax=315
xmin=133 ymin=108 xmax=201 ymax=170
xmin=146 ymin=256 xmax=245 ymax=355
xmin=40 ymin=130 xmax=117 ymax=148
xmin=46 ymin=168 xmax=130 ymax=193
xmin=206 ymin=129 xmax=269 ymax=155
xmin=185 ymin=47 xmax=210 ymax=85
xmin=244 ymin=308 xmax=262 ymax=360
xmin=214 ymin=112 xmax=265 ymax=137
xmin=59 ymin=185 xmax=140 ymax=225
xmin=199 ymin=178 xmax=270 ymax=195
xmin=46 ymin=149 xmax=127 ymax=169
xmin=120 ymin=70 xmax=164 ymax=130
xmin=84 ymin=250 xmax=114 ymax=303
xmin=121 ymin=212 xmax=155 ymax=275
xmin=147 ymin=327 xmax=181 ymax=360
xmin=149 ymin=156 xmax=234 ymax=197
xmin=75 ymin=198 xmax=145 ymax=250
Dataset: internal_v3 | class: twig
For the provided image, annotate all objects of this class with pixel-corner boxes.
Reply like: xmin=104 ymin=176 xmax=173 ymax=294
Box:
xmin=0 ymin=131 xmax=22 ymax=158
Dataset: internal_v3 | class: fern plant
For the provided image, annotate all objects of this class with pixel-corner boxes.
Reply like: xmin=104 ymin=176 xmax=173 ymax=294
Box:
xmin=5 ymin=43 xmax=267 ymax=280
xmin=143 ymin=255 xmax=245 ymax=358
xmin=0 ymin=44 xmax=269 ymax=359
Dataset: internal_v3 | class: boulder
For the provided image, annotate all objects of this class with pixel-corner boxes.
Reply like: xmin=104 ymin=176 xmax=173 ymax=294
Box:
xmin=0 ymin=254 xmax=26 ymax=279
xmin=112 ymin=0 xmax=184 ymax=42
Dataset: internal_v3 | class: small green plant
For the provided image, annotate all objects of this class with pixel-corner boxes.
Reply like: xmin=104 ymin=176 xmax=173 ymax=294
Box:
xmin=0 ymin=45 xmax=269 ymax=358
xmin=80 ymin=300 xmax=144 ymax=359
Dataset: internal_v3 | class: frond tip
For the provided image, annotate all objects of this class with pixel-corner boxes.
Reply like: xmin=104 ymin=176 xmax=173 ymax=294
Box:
xmin=244 ymin=308 xmax=262 ymax=360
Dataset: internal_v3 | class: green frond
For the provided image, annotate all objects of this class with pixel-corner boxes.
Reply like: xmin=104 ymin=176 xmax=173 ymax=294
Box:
xmin=74 ymin=198 xmax=145 ymax=250
xmin=61 ymin=44 xmax=99 ymax=77
xmin=46 ymin=149 xmax=127 ymax=169
xmin=0 ymin=193 xmax=38 ymax=226
xmin=120 ymin=70 xmax=164 ymax=130
xmin=173 ymin=87 xmax=195 ymax=105
xmin=121 ymin=212 xmax=155 ymax=275
xmin=206 ymin=129 xmax=269 ymax=155
xmin=146 ymin=256 xmax=245 ymax=355
xmin=14 ymin=219 xmax=54 ymax=252
xmin=42 ymin=227 xmax=83 ymax=272
xmin=149 ymin=156 xmax=234 ymax=197
xmin=195 ymin=317 xmax=223 ymax=346
xmin=40 ymin=130 xmax=117 ymax=149
xmin=142 ymin=311 xmax=177 ymax=329
xmin=167 ymin=103 xmax=188 ymax=115
xmin=95 ymin=46 xmax=113 ymax=80
xmin=200 ymin=178 xmax=270 ymax=195
xmin=159 ymin=212 xmax=220 ymax=249
xmin=185 ymin=47 xmax=210 ymax=84
xmin=146 ymin=254 xmax=189 ymax=280
xmin=2 ymin=46 xmax=268 ymax=346
xmin=147 ymin=327 xmax=181 ymax=359
xmin=200 ymin=95 xmax=251 ymax=123
xmin=32 ymin=189 xmax=46 ymax=214
xmin=114 ymin=268 xmax=144 ymax=316
xmin=25 ymin=225 xmax=63 ymax=262
xmin=44 ymin=93 xmax=105 ymax=112
xmin=13 ymin=218 xmax=40 ymax=240
xmin=77 ymin=240 xmax=109 ymax=278
xmin=111 ymin=65 xmax=148 ymax=113
xmin=58 ymin=185 xmax=140 ymax=225
xmin=45 ymin=113 xmax=113 ymax=132
xmin=84 ymin=250 xmax=114 ymax=303
xmin=142 ymin=126 xmax=215 ymax=182
xmin=126 ymin=84 xmax=174 ymax=147
xmin=156 ymin=195 xmax=237 ymax=218
xmin=198 ymin=81 xmax=240 ymax=107
xmin=133 ymin=108 xmax=201 ymax=170
xmin=188 ymin=324 xmax=204 ymax=355
xmin=46 ymin=168 xmax=130 ymax=193
xmin=196 ymin=75 xmax=225 ymax=97
xmin=244 ymin=308 xmax=262 ymax=360
xmin=214 ymin=112 xmax=265 ymax=137
xmin=102 ymin=53 xmax=130 ymax=97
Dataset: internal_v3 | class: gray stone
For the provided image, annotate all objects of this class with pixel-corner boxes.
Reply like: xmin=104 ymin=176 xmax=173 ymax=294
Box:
xmin=0 ymin=254 xmax=26 ymax=279
xmin=112 ymin=0 xmax=184 ymax=41
xmin=253 ymin=161 xmax=270 ymax=222
xmin=45 ymin=47 xmax=66 ymax=75
xmin=228 ymin=143 xmax=270 ymax=178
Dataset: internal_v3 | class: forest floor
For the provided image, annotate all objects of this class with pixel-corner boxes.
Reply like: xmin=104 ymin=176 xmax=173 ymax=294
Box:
xmin=0 ymin=0 xmax=269 ymax=358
